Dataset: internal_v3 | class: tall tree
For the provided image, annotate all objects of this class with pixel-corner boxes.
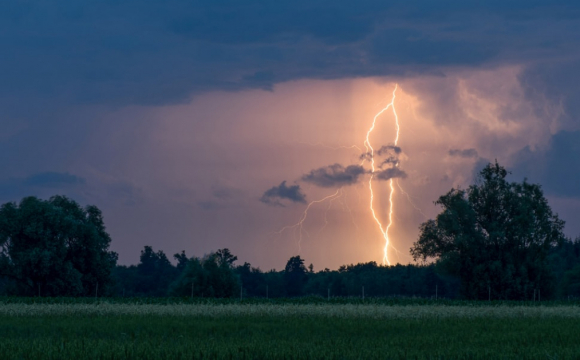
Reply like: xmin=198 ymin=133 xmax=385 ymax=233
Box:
xmin=135 ymin=246 xmax=177 ymax=296
xmin=0 ymin=196 xmax=117 ymax=296
xmin=169 ymin=249 xmax=239 ymax=298
xmin=410 ymin=162 xmax=565 ymax=300
xmin=284 ymin=256 xmax=308 ymax=297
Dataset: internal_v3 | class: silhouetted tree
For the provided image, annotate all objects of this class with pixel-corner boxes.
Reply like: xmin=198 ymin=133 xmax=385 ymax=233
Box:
xmin=169 ymin=249 xmax=239 ymax=298
xmin=411 ymin=162 xmax=565 ymax=300
xmin=0 ymin=196 xmax=117 ymax=296
xmin=135 ymin=246 xmax=177 ymax=296
xmin=174 ymin=251 xmax=189 ymax=273
xmin=284 ymin=256 xmax=308 ymax=296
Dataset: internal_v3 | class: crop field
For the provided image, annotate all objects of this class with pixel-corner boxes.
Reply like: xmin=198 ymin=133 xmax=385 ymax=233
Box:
xmin=1 ymin=298 xmax=580 ymax=359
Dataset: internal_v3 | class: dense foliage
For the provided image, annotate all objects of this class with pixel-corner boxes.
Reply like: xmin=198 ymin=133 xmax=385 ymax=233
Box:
xmin=411 ymin=162 xmax=566 ymax=300
xmin=0 ymin=196 xmax=117 ymax=296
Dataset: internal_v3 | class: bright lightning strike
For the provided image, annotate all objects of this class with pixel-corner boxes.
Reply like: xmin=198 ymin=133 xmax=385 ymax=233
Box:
xmin=363 ymin=84 xmax=400 ymax=265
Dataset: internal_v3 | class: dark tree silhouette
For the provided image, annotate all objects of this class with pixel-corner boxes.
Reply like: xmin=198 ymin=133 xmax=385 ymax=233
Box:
xmin=284 ymin=255 xmax=308 ymax=297
xmin=0 ymin=196 xmax=117 ymax=296
xmin=411 ymin=162 xmax=565 ymax=300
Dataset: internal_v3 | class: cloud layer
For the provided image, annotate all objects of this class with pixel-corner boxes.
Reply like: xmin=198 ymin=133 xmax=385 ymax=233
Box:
xmin=301 ymin=164 xmax=367 ymax=188
xmin=260 ymin=181 xmax=306 ymax=206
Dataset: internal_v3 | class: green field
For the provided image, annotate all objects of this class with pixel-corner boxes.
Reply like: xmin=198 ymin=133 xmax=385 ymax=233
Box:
xmin=1 ymin=299 xmax=580 ymax=359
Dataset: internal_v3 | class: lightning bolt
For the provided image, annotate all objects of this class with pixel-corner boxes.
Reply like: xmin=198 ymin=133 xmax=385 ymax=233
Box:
xmin=397 ymin=180 xmax=428 ymax=219
xmin=363 ymin=84 xmax=400 ymax=265
xmin=275 ymin=189 xmax=341 ymax=252
xmin=317 ymin=188 xmax=343 ymax=236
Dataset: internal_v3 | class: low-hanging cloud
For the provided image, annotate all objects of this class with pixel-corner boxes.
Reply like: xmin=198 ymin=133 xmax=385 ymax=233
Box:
xmin=375 ymin=168 xmax=407 ymax=181
xmin=260 ymin=181 xmax=306 ymax=206
xmin=377 ymin=145 xmax=402 ymax=156
xmin=449 ymin=148 xmax=478 ymax=158
xmin=360 ymin=145 xmax=402 ymax=162
xmin=301 ymin=164 xmax=367 ymax=188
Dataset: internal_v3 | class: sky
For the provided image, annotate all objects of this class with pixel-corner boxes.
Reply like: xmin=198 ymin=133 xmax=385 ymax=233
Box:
xmin=2 ymin=1 xmax=580 ymax=270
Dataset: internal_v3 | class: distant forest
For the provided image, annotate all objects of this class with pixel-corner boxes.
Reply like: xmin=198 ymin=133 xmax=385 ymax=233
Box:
xmin=1 ymin=163 xmax=580 ymax=300
xmin=111 ymin=239 xmax=580 ymax=300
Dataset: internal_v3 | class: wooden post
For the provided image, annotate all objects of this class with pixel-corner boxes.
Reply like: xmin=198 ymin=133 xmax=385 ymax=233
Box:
xmin=362 ymin=286 xmax=365 ymax=301
xmin=266 ymin=285 xmax=269 ymax=299
xmin=240 ymin=286 xmax=243 ymax=301
xmin=488 ymin=285 xmax=490 ymax=301
xmin=539 ymin=289 xmax=541 ymax=302
xmin=533 ymin=289 xmax=536 ymax=302
xmin=436 ymin=285 xmax=438 ymax=301
xmin=191 ymin=282 xmax=194 ymax=299
xmin=327 ymin=288 xmax=330 ymax=301
xmin=96 ymin=282 xmax=98 ymax=300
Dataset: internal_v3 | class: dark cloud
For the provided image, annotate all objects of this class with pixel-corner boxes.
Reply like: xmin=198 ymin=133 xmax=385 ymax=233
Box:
xmin=377 ymin=145 xmax=402 ymax=156
xmin=379 ymin=157 xmax=400 ymax=169
xmin=512 ymin=130 xmax=580 ymax=198
xmin=302 ymin=164 xmax=367 ymax=188
xmin=449 ymin=148 xmax=479 ymax=159
xmin=0 ymin=172 xmax=87 ymax=202
xmin=360 ymin=145 xmax=402 ymax=162
xmin=260 ymin=181 xmax=306 ymax=206
xmin=23 ymin=172 xmax=85 ymax=187
xmin=2 ymin=0 xmax=580 ymax=116
xmin=211 ymin=184 xmax=243 ymax=200
xmin=374 ymin=167 xmax=407 ymax=181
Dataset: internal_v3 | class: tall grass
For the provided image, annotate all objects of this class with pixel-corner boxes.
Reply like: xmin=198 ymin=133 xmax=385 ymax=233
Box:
xmin=2 ymin=302 xmax=580 ymax=318
xmin=1 ymin=299 xmax=580 ymax=359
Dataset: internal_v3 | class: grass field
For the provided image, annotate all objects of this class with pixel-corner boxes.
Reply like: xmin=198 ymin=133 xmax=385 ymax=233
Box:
xmin=1 ymin=298 xmax=580 ymax=359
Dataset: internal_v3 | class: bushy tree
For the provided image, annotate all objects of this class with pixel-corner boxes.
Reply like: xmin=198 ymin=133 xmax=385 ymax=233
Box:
xmin=170 ymin=248 xmax=239 ymax=298
xmin=410 ymin=162 xmax=565 ymax=300
xmin=0 ymin=196 xmax=117 ymax=296
xmin=134 ymin=246 xmax=178 ymax=296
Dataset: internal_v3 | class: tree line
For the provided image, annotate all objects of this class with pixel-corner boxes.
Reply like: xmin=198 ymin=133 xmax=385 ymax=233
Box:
xmin=1 ymin=162 xmax=580 ymax=299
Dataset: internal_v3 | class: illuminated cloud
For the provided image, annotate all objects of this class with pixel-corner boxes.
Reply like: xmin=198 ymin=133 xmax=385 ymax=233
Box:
xmin=377 ymin=145 xmax=402 ymax=156
xmin=360 ymin=145 xmax=402 ymax=162
xmin=260 ymin=181 xmax=306 ymax=206
xmin=449 ymin=148 xmax=478 ymax=159
xmin=301 ymin=164 xmax=367 ymax=188
xmin=374 ymin=168 xmax=407 ymax=181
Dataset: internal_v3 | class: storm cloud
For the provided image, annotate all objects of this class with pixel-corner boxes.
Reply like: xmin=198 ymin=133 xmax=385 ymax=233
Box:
xmin=2 ymin=0 xmax=580 ymax=268
xmin=301 ymin=164 xmax=367 ymax=188
xmin=374 ymin=168 xmax=407 ymax=181
xmin=360 ymin=145 xmax=402 ymax=162
xmin=449 ymin=148 xmax=479 ymax=159
xmin=260 ymin=181 xmax=306 ymax=206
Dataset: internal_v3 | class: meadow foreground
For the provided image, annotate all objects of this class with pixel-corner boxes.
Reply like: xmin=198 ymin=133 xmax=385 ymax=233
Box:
xmin=1 ymin=300 xmax=580 ymax=359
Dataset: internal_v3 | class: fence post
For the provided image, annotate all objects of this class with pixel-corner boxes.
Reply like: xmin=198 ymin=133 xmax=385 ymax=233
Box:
xmin=240 ymin=286 xmax=243 ymax=301
xmin=362 ymin=286 xmax=365 ymax=301
xmin=327 ymin=288 xmax=330 ymax=301
xmin=96 ymin=283 xmax=98 ymax=300
xmin=488 ymin=285 xmax=490 ymax=301
xmin=191 ymin=281 xmax=194 ymax=299
xmin=266 ymin=285 xmax=269 ymax=299
xmin=436 ymin=284 xmax=438 ymax=301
